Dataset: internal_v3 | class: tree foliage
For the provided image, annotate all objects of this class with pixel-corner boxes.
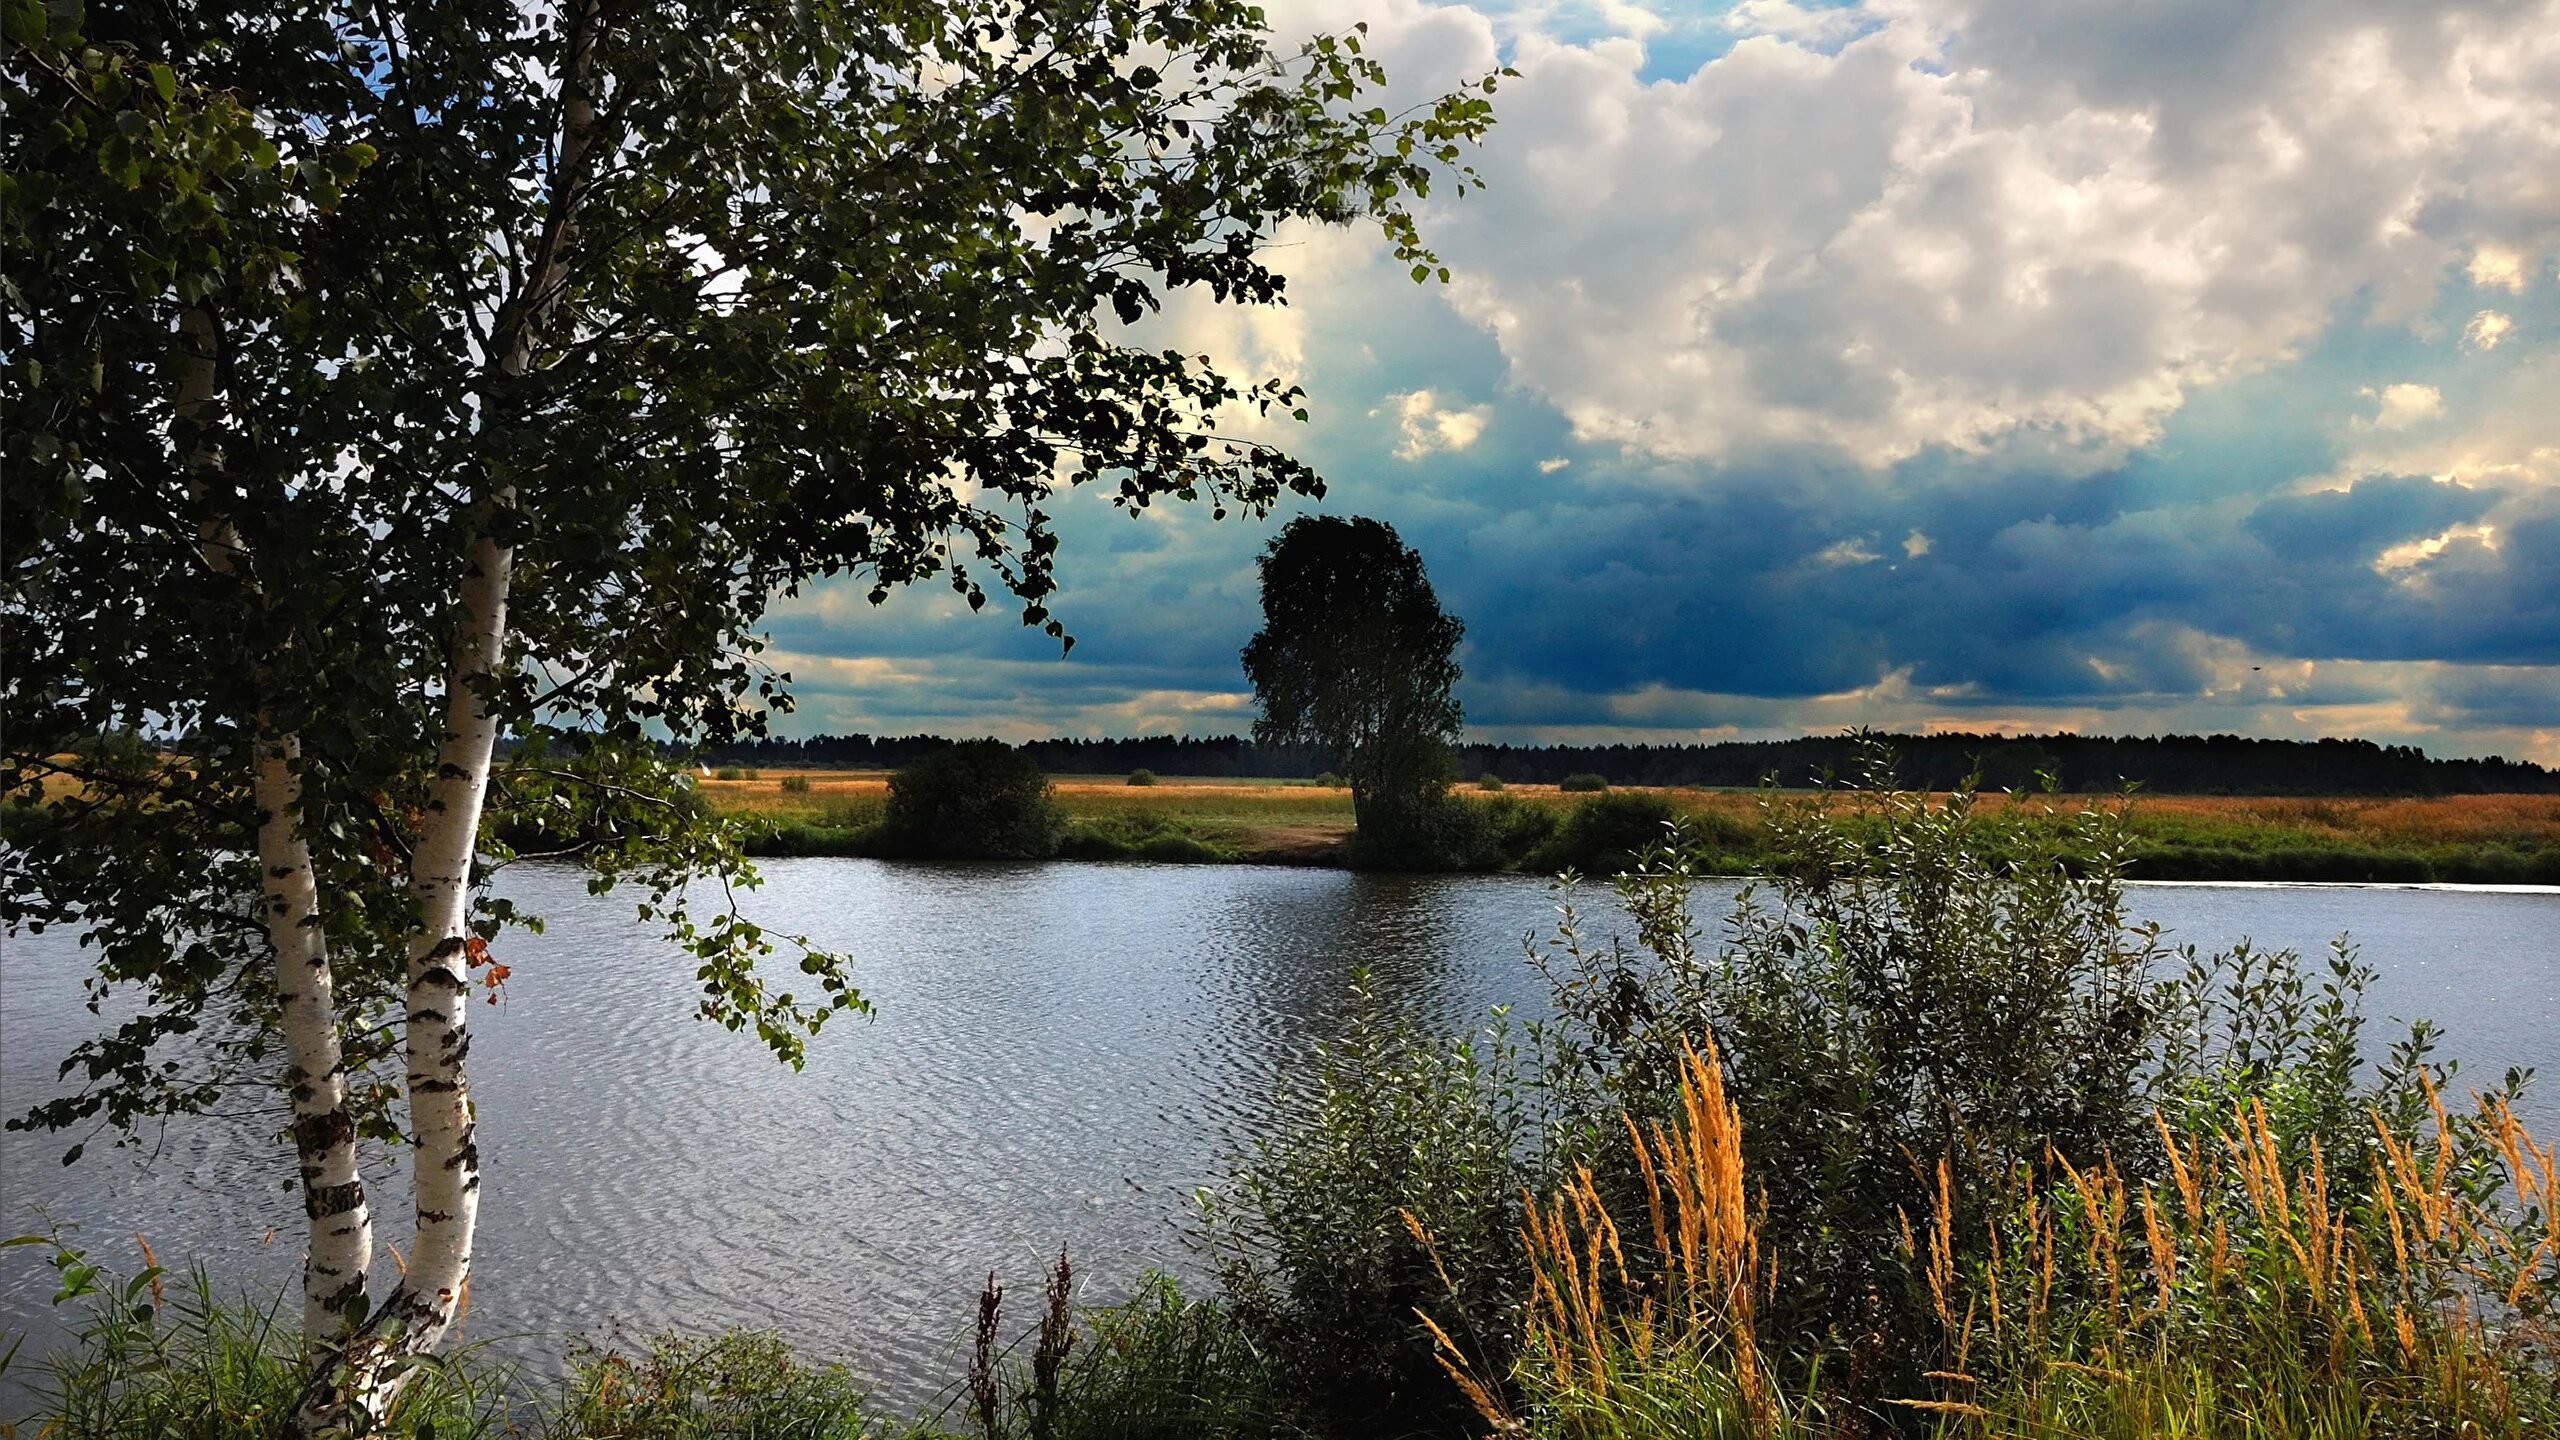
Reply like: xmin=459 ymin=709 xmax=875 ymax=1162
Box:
xmin=1238 ymin=515 xmax=1463 ymax=846
xmin=5 ymin=0 xmax=1506 ymax=1417
xmin=6 ymin=0 xmax=1501 ymax=1134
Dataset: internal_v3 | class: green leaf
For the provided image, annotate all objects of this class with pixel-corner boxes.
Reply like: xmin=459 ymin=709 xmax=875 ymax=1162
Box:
xmin=148 ymin=64 xmax=176 ymax=103
xmin=3 ymin=0 xmax=45 ymax=49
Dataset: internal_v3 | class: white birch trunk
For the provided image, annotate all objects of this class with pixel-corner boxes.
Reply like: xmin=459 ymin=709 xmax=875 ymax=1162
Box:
xmin=390 ymin=524 xmax=512 ymax=1344
xmin=303 ymin=12 xmax=602 ymax=1431
xmin=292 ymin=539 xmax=508 ymax=1435
xmin=296 ymin=547 xmax=510 ymax=1434
xmin=256 ymin=738 xmax=376 ymax=1340
xmin=178 ymin=307 xmax=376 ymax=1348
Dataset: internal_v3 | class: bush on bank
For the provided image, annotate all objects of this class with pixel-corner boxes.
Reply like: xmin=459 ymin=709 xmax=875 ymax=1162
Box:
xmin=879 ymin=741 xmax=1064 ymax=861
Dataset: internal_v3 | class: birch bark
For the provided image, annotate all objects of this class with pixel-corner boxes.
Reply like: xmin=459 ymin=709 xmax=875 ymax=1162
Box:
xmin=302 ymin=11 xmax=603 ymax=1430
xmin=177 ymin=308 xmax=375 ymax=1347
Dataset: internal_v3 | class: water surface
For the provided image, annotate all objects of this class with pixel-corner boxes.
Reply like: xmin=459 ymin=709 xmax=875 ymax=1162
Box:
xmin=4 ymin=861 xmax=2554 ymax=1411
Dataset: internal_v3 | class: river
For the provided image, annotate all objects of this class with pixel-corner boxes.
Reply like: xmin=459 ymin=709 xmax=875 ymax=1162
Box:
xmin=4 ymin=860 xmax=2555 ymax=1413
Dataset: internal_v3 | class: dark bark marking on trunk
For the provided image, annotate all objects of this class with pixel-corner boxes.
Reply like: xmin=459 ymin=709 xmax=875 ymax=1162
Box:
xmin=306 ymin=1180 xmax=366 ymax=1220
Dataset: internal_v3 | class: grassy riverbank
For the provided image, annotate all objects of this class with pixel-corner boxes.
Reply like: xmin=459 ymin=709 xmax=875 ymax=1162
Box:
xmin=709 ymin=770 xmax=2560 ymax=882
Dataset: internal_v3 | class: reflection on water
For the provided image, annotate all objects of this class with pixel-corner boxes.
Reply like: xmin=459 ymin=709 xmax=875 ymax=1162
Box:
xmin=4 ymin=860 xmax=2554 ymax=1410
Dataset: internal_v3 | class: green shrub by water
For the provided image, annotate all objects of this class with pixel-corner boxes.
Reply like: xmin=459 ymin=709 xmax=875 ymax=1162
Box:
xmin=1201 ymin=970 xmax=1521 ymax=1430
xmin=1528 ymin=790 xmax=1679 ymax=874
xmin=1056 ymin=812 xmax=1231 ymax=863
xmin=9 ymin=1243 xmax=1282 ymax=1440
xmin=956 ymin=1264 xmax=1286 ymax=1440
xmin=880 ymin=741 xmax=1064 ymax=861
xmin=1343 ymin=790 xmax=1557 ymax=872
xmin=4 ymin=1244 xmax=506 ymax=1440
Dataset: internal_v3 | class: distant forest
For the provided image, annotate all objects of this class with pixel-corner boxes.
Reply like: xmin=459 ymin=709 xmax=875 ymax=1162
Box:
xmin=709 ymin=730 xmax=2560 ymax=796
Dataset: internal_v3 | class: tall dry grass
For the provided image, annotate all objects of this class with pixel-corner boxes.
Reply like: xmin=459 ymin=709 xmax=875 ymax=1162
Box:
xmin=1907 ymin=1076 xmax=2559 ymax=1437
xmin=1423 ymin=1053 xmax=2560 ymax=1440
xmin=1419 ymin=1042 xmax=1811 ymax=1439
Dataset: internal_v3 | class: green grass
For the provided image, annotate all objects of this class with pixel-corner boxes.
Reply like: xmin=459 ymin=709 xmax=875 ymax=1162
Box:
xmin=6 ymin=1248 xmax=1281 ymax=1440
xmin=2 ymin=1261 xmax=509 ymax=1440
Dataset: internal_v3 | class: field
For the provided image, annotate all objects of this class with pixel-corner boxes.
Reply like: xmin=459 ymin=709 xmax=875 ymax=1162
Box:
xmin=701 ymin=769 xmax=2560 ymax=882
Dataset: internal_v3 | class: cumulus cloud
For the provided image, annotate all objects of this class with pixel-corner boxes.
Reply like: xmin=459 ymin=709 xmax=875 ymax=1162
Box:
xmin=2465 ymin=310 xmax=2516 ymax=350
xmin=2470 ymin=245 xmax=2535 ymax=293
xmin=1411 ymin=0 xmax=2560 ymax=466
xmin=1728 ymin=1 xmax=1875 ymax=47
xmin=1385 ymin=388 xmax=1496 ymax=459
xmin=2341 ymin=350 xmax=2560 ymax=491
xmin=2360 ymin=383 xmax=2445 ymax=431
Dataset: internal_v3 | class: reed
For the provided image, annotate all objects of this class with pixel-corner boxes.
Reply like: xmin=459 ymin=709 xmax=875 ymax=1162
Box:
xmin=1421 ymin=1042 xmax=1813 ymax=1439
xmin=1423 ymin=1049 xmax=2560 ymax=1439
xmin=1911 ymin=1079 xmax=2560 ymax=1437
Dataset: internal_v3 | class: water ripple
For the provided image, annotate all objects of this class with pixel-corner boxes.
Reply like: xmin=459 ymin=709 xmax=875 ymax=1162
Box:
xmin=5 ymin=860 xmax=2553 ymax=1413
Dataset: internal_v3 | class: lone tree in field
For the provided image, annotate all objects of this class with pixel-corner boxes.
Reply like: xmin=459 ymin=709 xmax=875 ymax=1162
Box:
xmin=2 ymin=2 xmax=1502 ymax=1430
xmin=1241 ymin=515 xmax=1464 ymax=849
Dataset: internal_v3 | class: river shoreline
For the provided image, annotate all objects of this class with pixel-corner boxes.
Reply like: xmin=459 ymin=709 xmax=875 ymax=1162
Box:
xmin=715 ymin=773 xmax=2560 ymax=885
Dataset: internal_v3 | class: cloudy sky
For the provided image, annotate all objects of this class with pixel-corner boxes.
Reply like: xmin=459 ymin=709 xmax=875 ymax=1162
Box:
xmin=768 ymin=0 xmax=2560 ymax=764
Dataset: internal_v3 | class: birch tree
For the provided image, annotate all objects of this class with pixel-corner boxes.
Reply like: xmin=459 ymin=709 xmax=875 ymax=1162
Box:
xmin=3 ymin=1 xmax=1505 ymax=1431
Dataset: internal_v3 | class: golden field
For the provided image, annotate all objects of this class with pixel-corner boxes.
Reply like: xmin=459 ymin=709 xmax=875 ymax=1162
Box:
xmin=701 ymin=770 xmax=2560 ymax=880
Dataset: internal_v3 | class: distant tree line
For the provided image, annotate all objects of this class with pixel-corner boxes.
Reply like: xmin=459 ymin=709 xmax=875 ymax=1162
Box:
xmin=704 ymin=730 xmax=2559 ymax=796
xmin=704 ymin=733 xmax=1328 ymax=777
xmin=1460 ymin=731 xmax=2560 ymax=795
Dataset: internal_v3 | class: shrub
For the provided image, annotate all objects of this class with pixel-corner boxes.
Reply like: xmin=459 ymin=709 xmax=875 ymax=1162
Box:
xmin=1474 ymin=774 xmax=1505 ymax=792
xmin=1528 ymin=790 xmax=1679 ymax=875
xmin=1202 ymin=971 xmax=1525 ymax=1429
xmin=1556 ymin=773 xmax=1609 ymax=793
xmin=1538 ymin=778 xmax=2180 ymax=1385
xmin=1427 ymin=1035 xmax=2560 ymax=1440
xmin=1428 ymin=1045 xmax=1809 ymax=1439
xmin=1058 ymin=814 xmax=1230 ymax=864
xmin=1047 ymin=1276 xmax=1280 ymax=1440
xmin=1245 ymin=740 xmax=2475 ymax=1415
xmin=881 ymin=741 xmax=1063 ymax=860
xmin=1472 ymin=793 xmax=1558 ymax=868
xmin=713 ymin=765 xmax=745 ymax=781
xmin=779 ymin=773 xmax=814 ymax=794
xmin=1313 ymin=771 xmax=1348 ymax=788
xmin=1344 ymin=790 xmax=1555 ymax=872
xmin=1126 ymin=769 xmax=1158 ymax=787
